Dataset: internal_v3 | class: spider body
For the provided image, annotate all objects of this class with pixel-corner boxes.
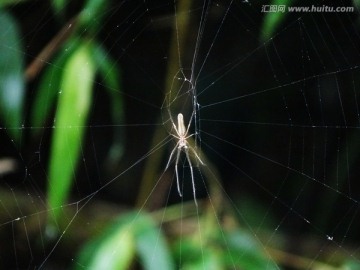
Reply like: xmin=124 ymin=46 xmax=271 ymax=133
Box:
xmin=165 ymin=113 xmax=204 ymax=206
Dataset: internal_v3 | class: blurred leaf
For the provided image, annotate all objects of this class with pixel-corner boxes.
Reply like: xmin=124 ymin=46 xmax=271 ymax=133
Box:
xmin=0 ymin=10 xmax=24 ymax=143
xmin=225 ymin=230 xmax=278 ymax=270
xmin=261 ymin=0 xmax=294 ymax=41
xmin=236 ymin=194 xmax=276 ymax=229
xmin=172 ymin=221 xmax=214 ymax=269
xmin=79 ymin=0 xmax=108 ymax=34
xmin=47 ymin=41 xmax=95 ymax=223
xmin=76 ymin=220 xmax=135 ymax=269
xmin=173 ymin=238 xmax=202 ymax=269
xmin=174 ymin=235 xmax=223 ymax=270
xmin=342 ymin=259 xmax=360 ymax=270
xmin=175 ymin=226 xmax=278 ymax=270
xmin=75 ymin=212 xmax=174 ymax=270
xmin=135 ymin=214 xmax=174 ymax=270
xmin=92 ymin=43 xmax=124 ymax=163
xmin=353 ymin=0 xmax=360 ymax=9
xmin=0 ymin=0 xmax=27 ymax=7
xmin=198 ymin=250 xmax=222 ymax=270
xmin=31 ymin=38 xmax=80 ymax=134
xmin=51 ymin=0 xmax=68 ymax=16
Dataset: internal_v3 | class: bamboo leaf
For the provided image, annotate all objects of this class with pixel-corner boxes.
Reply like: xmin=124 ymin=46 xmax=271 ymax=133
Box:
xmin=225 ymin=230 xmax=278 ymax=270
xmin=31 ymin=38 xmax=80 ymax=134
xmin=47 ymin=42 xmax=95 ymax=223
xmin=342 ymin=259 xmax=360 ymax=270
xmin=76 ymin=222 xmax=135 ymax=270
xmin=134 ymin=214 xmax=174 ymax=270
xmin=79 ymin=0 xmax=108 ymax=34
xmin=0 ymin=10 xmax=24 ymax=143
xmin=260 ymin=0 xmax=294 ymax=41
xmin=51 ymin=0 xmax=68 ymax=16
xmin=75 ymin=212 xmax=174 ymax=270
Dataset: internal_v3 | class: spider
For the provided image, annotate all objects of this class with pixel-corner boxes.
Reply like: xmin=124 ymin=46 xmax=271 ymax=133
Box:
xmin=165 ymin=112 xmax=204 ymax=205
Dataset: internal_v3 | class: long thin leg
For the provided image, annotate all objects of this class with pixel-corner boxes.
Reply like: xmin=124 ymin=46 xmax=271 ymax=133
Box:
xmin=175 ymin=148 xmax=182 ymax=197
xmin=185 ymin=149 xmax=198 ymax=207
xmin=190 ymin=147 xmax=205 ymax=165
xmin=165 ymin=142 xmax=179 ymax=170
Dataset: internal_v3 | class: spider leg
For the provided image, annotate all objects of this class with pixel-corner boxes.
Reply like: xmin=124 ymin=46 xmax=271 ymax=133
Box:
xmin=165 ymin=141 xmax=183 ymax=197
xmin=175 ymin=148 xmax=182 ymax=197
xmin=190 ymin=147 xmax=205 ymax=165
xmin=165 ymin=141 xmax=179 ymax=170
xmin=172 ymin=122 xmax=179 ymax=135
xmin=168 ymin=108 xmax=177 ymax=130
xmin=185 ymin=149 xmax=198 ymax=207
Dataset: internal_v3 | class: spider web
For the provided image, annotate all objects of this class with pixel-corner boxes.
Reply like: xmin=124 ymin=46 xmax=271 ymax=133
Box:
xmin=0 ymin=0 xmax=360 ymax=269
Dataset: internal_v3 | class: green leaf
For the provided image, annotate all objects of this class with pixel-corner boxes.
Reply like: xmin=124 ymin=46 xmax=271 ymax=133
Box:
xmin=173 ymin=236 xmax=224 ymax=270
xmin=182 ymin=248 xmax=223 ymax=270
xmin=0 ymin=0 xmax=27 ymax=8
xmin=31 ymin=38 xmax=80 ymax=135
xmin=75 ymin=212 xmax=174 ymax=270
xmin=92 ymin=43 xmax=124 ymax=163
xmin=0 ymin=10 xmax=24 ymax=143
xmin=79 ymin=0 xmax=109 ymax=34
xmin=175 ymin=227 xmax=278 ymax=270
xmin=225 ymin=230 xmax=278 ymax=270
xmin=236 ymin=194 xmax=276 ymax=230
xmin=76 ymin=221 xmax=136 ymax=270
xmin=51 ymin=0 xmax=68 ymax=16
xmin=47 ymin=42 xmax=95 ymax=223
xmin=354 ymin=0 xmax=360 ymax=9
xmin=260 ymin=0 xmax=294 ymax=41
xmin=342 ymin=259 xmax=360 ymax=270
xmin=135 ymin=214 xmax=174 ymax=270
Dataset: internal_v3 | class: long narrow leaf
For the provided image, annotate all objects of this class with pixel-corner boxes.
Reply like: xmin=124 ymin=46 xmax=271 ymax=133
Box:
xmin=75 ymin=212 xmax=174 ymax=270
xmin=260 ymin=0 xmax=294 ymax=41
xmin=76 ymin=223 xmax=136 ymax=270
xmin=47 ymin=42 xmax=95 ymax=223
xmin=31 ymin=38 xmax=80 ymax=134
xmin=135 ymin=214 xmax=174 ymax=270
xmin=0 ymin=11 xmax=24 ymax=143
xmin=79 ymin=0 xmax=108 ymax=34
